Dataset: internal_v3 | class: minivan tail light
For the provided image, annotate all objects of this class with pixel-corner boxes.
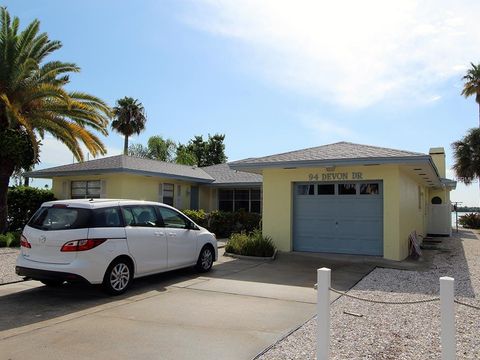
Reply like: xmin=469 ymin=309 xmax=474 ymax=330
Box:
xmin=20 ymin=235 xmax=31 ymax=248
xmin=60 ymin=239 xmax=107 ymax=252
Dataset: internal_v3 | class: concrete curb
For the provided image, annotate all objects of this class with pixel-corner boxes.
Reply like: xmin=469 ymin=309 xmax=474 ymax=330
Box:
xmin=224 ymin=249 xmax=277 ymax=261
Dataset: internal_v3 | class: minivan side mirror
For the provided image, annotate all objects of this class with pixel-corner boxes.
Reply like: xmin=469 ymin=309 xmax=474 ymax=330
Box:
xmin=187 ymin=221 xmax=199 ymax=230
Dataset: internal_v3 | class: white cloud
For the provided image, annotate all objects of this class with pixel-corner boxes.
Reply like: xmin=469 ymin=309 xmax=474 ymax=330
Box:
xmin=38 ymin=137 xmax=122 ymax=168
xmin=299 ymin=114 xmax=354 ymax=141
xmin=184 ymin=0 xmax=480 ymax=107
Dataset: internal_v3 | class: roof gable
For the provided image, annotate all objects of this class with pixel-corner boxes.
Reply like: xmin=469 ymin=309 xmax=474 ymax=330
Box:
xmin=230 ymin=142 xmax=426 ymax=166
xmin=202 ymin=163 xmax=262 ymax=185
xmin=26 ymin=155 xmax=215 ymax=182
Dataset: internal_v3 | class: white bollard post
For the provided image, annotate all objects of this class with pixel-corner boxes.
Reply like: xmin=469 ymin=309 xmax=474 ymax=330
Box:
xmin=440 ymin=276 xmax=456 ymax=360
xmin=317 ymin=268 xmax=331 ymax=360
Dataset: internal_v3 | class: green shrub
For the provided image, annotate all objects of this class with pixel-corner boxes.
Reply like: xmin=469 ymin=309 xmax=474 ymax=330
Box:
xmin=459 ymin=213 xmax=480 ymax=229
xmin=208 ymin=210 xmax=236 ymax=238
xmin=0 ymin=232 xmax=21 ymax=248
xmin=233 ymin=210 xmax=261 ymax=233
xmin=7 ymin=186 xmax=55 ymax=231
xmin=8 ymin=231 xmax=21 ymax=247
xmin=225 ymin=232 xmax=249 ymax=255
xmin=0 ymin=234 xmax=8 ymax=247
xmin=182 ymin=209 xmax=262 ymax=238
xmin=225 ymin=230 xmax=276 ymax=257
xmin=182 ymin=209 xmax=208 ymax=228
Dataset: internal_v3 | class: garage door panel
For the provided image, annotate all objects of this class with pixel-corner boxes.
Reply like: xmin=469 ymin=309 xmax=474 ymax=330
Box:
xmin=293 ymin=182 xmax=383 ymax=256
xmin=297 ymin=219 xmax=336 ymax=236
xmin=294 ymin=235 xmax=339 ymax=253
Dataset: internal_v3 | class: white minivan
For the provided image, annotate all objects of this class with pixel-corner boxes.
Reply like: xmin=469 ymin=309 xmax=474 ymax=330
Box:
xmin=16 ymin=199 xmax=217 ymax=295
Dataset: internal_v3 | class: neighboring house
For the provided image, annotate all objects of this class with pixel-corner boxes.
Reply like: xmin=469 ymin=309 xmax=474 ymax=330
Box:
xmin=25 ymin=156 xmax=262 ymax=213
xmin=27 ymin=141 xmax=456 ymax=262
xmin=229 ymin=142 xmax=456 ymax=261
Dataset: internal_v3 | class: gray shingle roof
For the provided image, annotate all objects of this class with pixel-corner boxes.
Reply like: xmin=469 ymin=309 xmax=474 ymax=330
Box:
xmin=202 ymin=163 xmax=262 ymax=185
xmin=230 ymin=142 xmax=427 ymax=167
xmin=26 ymin=155 xmax=215 ymax=182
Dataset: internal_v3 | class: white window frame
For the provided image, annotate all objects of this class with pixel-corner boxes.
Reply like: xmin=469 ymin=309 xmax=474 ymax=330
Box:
xmin=70 ymin=180 xmax=101 ymax=199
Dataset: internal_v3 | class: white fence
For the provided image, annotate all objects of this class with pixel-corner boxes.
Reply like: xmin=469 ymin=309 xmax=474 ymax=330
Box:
xmin=316 ymin=267 xmax=479 ymax=360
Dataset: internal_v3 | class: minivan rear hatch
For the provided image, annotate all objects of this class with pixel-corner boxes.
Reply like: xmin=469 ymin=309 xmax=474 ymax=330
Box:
xmin=21 ymin=205 xmax=91 ymax=265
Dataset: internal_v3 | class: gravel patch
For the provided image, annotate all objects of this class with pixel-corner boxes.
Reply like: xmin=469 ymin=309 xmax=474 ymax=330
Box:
xmin=258 ymin=230 xmax=480 ymax=360
xmin=0 ymin=247 xmax=22 ymax=284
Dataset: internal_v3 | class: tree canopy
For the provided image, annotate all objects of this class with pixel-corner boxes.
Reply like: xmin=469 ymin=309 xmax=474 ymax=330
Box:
xmin=128 ymin=135 xmax=176 ymax=162
xmin=183 ymin=134 xmax=227 ymax=167
xmin=452 ymin=128 xmax=480 ymax=184
xmin=129 ymin=133 xmax=227 ymax=167
xmin=462 ymin=62 xmax=480 ymax=127
xmin=112 ymin=97 xmax=146 ymax=155
xmin=0 ymin=7 xmax=110 ymax=232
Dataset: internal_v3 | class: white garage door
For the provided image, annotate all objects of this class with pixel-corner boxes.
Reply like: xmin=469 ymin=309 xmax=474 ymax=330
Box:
xmin=293 ymin=182 xmax=383 ymax=256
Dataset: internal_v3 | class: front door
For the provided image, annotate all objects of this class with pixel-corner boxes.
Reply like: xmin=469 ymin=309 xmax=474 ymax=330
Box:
xmin=121 ymin=205 xmax=167 ymax=275
xmin=190 ymin=186 xmax=199 ymax=210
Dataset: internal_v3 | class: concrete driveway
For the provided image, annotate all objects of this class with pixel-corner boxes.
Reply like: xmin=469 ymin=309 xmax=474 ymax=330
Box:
xmin=0 ymin=249 xmax=373 ymax=360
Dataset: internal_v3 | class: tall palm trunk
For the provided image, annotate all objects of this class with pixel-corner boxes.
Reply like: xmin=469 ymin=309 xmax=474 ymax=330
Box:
xmin=124 ymin=135 xmax=129 ymax=155
xmin=0 ymin=158 xmax=14 ymax=234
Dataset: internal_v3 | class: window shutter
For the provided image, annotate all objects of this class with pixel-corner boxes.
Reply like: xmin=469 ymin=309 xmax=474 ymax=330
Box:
xmin=158 ymin=183 xmax=163 ymax=203
xmin=62 ymin=181 xmax=67 ymax=199
xmin=176 ymin=185 xmax=182 ymax=208
xmin=100 ymin=180 xmax=107 ymax=198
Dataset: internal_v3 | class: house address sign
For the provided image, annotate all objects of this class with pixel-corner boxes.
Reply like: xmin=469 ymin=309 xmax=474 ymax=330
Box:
xmin=308 ymin=172 xmax=363 ymax=181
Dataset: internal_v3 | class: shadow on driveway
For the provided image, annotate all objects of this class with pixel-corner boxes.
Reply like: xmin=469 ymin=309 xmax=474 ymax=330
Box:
xmin=0 ymin=248 xmax=374 ymax=334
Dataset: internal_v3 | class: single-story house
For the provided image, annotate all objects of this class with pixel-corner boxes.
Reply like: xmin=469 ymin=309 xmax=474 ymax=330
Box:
xmin=229 ymin=142 xmax=456 ymax=261
xmin=26 ymin=156 xmax=262 ymax=213
xmin=26 ymin=141 xmax=456 ymax=261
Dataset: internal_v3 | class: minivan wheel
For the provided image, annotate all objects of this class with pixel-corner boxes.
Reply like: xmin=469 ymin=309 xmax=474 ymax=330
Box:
xmin=195 ymin=246 xmax=214 ymax=273
xmin=103 ymin=259 xmax=133 ymax=295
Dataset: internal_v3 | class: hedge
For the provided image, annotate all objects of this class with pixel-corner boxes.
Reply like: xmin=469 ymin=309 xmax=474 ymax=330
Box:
xmin=182 ymin=209 xmax=261 ymax=238
xmin=7 ymin=186 xmax=55 ymax=231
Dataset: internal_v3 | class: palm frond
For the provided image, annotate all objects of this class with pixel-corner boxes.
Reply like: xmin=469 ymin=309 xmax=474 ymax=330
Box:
xmin=0 ymin=7 xmax=109 ymax=168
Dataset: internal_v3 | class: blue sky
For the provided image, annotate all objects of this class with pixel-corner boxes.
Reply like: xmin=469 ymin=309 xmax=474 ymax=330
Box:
xmin=5 ymin=0 xmax=480 ymax=205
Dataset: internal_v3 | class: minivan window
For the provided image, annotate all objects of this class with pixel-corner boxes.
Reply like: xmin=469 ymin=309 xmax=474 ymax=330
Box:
xmin=157 ymin=207 xmax=188 ymax=229
xmin=122 ymin=206 xmax=159 ymax=227
xmin=28 ymin=207 xmax=91 ymax=231
xmin=91 ymin=207 xmax=123 ymax=227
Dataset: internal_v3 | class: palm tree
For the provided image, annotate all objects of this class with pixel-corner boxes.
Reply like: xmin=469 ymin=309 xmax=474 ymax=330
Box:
xmin=0 ymin=8 xmax=110 ymax=232
xmin=461 ymin=62 xmax=480 ymax=127
xmin=111 ymin=97 xmax=147 ymax=155
xmin=452 ymin=128 xmax=480 ymax=184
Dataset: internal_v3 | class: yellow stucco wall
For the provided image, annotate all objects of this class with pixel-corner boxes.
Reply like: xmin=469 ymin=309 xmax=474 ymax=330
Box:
xmin=52 ymin=173 xmax=194 ymax=210
xmin=398 ymin=169 xmax=428 ymax=258
xmin=428 ymin=187 xmax=450 ymax=205
xmin=261 ymin=165 xmax=426 ymax=261
xmin=199 ymin=187 xmax=216 ymax=211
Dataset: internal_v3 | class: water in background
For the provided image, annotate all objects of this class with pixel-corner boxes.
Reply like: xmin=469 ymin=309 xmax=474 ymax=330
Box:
xmin=451 ymin=212 xmax=478 ymax=228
